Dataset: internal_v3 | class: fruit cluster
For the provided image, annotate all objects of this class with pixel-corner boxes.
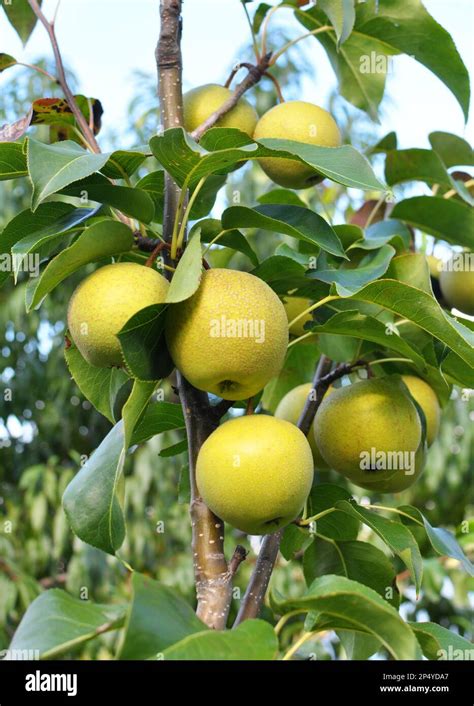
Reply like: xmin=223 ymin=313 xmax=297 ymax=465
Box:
xmin=65 ymin=84 xmax=472 ymax=538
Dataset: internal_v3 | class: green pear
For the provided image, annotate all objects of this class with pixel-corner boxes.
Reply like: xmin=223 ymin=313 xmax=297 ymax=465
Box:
xmin=314 ymin=377 xmax=423 ymax=493
xmin=283 ymin=296 xmax=313 ymax=337
xmin=67 ymin=262 xmax=169 ymax=368
xmin=401 ymin=375 xmax=441 ymax=447
xmin=253 ymin=101 xmax=341 ymax=189
xmin=165 ymin=268 xmax=288 ymax=400
xmin=183 ymin=84 xmax=258 ymax=135
xmin=275 ymin=383 xmax=329 ymax=469
xmin=196 ymin=415 xmax=314 ymax=534
xmin=439 ymin=253 xmax=474 ymax=315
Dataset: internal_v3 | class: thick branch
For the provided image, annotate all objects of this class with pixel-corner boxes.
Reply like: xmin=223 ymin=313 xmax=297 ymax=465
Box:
xmin=191 ymin=53 xmax=272 ymax=141
xmin=157 ymin=1 xmax=241 ymax=629
xmin=28 ymin=0 xmax=101 ymax=152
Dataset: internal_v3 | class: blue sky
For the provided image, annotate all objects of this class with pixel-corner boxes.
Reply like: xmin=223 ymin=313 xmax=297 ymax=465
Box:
xmin=1 ymin=0 xmax=473 ymax=150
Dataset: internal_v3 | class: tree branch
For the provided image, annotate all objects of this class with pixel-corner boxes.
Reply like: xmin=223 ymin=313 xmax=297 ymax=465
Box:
xmin=234 ymin=355 xmax=334 ymax=626
xmin=190 ymin=53 xmax=272 ymax=141
xmin=157 ymin=1 xmax=242 ymax=629
xmin=27 ymin=0 xmax=101 ymax=153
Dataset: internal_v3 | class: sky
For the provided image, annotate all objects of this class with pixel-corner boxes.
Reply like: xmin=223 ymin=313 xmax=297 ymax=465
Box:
xmin=1 ymin=0 xmax=473 ymax=151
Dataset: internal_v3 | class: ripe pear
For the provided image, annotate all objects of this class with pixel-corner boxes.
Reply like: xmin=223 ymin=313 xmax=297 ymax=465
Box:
xmin=183 ymin=84 xmax=258 ymax=136
xmin=314 ymin=377 xmax=423 ymax=492
xmin=275 ymin=383 xmax=329 ymax=469
xmin=401 ymin=375 xmax=440 ymax=447
xmin=439 ymin=254 xmax=474 ymax=315
xmin=283 ymin=296 xmax=313 ymax=337
xmin=253 ymin=101 xmax=341 ymax=189
xmin=68 ymin=262 xmax=169 ymax=368
xmin=196 ymin=415 xmax=314 ymax=534
xmin=165 ymin=269 xmax=288 ymax=400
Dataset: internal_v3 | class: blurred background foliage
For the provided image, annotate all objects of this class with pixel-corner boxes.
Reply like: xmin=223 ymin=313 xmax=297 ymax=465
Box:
xmin=0 ymin=33 xmax=472 ymax=659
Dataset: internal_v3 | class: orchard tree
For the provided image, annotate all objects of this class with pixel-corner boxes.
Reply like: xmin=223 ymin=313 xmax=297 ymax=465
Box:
xmin=1 ymin=0 xmax=473 ymax=661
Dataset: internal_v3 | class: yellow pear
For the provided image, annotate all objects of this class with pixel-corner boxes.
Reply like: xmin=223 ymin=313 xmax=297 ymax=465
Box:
xmin=355 ymin=443 xmax=426 ymax=493
xmin=439 ymin=254 xmax=474 ymax=315
xmin=165 ymin=269 xmax=288 ymax=400
xmin=67 ymin=262 xmax=169 ymax=368
xmin=426 ymin=255 xmax=442 ymax=279
xmin=183 ymin=84 xmax=258 ymax=136
xmin=253 ymin=101 xmax=341 ymax=189
xmin=283 ymin=296 xmax=313 ymax=337
xmin=275 ymin=383 xmax=329 ymax=469
xmin=314 ymin=377 xmax=423 ymax=492
xmin=196 ymin=415 xmax=314 ymax=534
xmin=401 ymin=375 xmax=440 ymax=447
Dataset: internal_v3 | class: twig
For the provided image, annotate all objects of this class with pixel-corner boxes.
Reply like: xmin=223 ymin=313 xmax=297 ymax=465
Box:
xmin=263 ymin=71 xmax=285 ymax=102
xmin=27 ymin=0 xmax=100 ymax=153
xmin=296 ymin=355 xmax=333 ymax=436
xmin=233 ymin=529 xmax=283 ymax=626
xmin=190 ymin=53 xmax=272 ymax=141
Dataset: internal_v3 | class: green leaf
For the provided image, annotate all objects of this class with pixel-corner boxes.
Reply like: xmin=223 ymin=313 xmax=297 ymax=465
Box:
xmin=409 ymin=621 xmax=474 ymax=660
xmin=122 ymin=380 xmax=158 ymax=450
xmin=338 ymin=631 xmax=381 ymax=660
xmin=0 ymin=53 xmax=17 ymax=72
xmin=62 ymin=422 xmax=126 ymax=555
xmin=368 ymin=131 xmax=398 ymax=154
xmin=364 ymin=219 xmax=412 ymax=251
xmin=317 ymin=0 xmax=355 ymax=45
xmin=303 ymin=538 xmax=399 ymax=607
xmin=166 ymin=231 xmax=203 ymax=303
xmin=162 ymin=620 xmax=278 ymax=660
xmin=222 ymin=204 xmax=345 ymax=257
xmin=278 ymin=575 xmax=421 ymax=660
xmin=398 ymin=505 xmax=474 ymax=577
xmin=307 ymin=484 xmax=360 ymax=541
xmin=26 ymin=219 xmax=134 ymax=310
xmin=3 ymin=0 xmax=42 ymax=45
xmin=117 ymin=304 xmax=173 ymax=382
xmin=28 ymin=140 xmax=109 ymax=210
xmin=159 ymin=439 xmax=188 ymax=458
xmin=280 ymin=524 xmax=312 ymax=561
xmin=350 ymin=279 xmax=474 ymax=369
xmin=309 ymin=245 xmax=396 ymax=296
xmin=61 ymin=174 xmax=155 ymax=223
xmin=309 ymin=310 xmax=426 ymax=369
xmin=65 ymin=343 xmax=129 ymax=423
xmin=9 ymin=589 xmax=126 ymax=659
xmin=299 ymin=0 xmax=471 ymax=120
xmin=0 ymin=203 xmax=96 ymax=287
xmin=0 ymin=141 xmax=27 ymax=180
xmin=197 ymin=218 xmax=259 ymax=266
xmin=252 ymin=3 xmax=272 ymax=33
xmin=298 ymin=6 xmax=395 ymax=120
xmin=429 ymin=131 xmax=474 ymax=168
xmin=101 ymin=148 xmax=150 ymax=179
xmin=251 ymin=255 xmax=310 ymax=294
xmin=385 ymin=149 xmax=452 ymax=188
xmin=391 ymin=196 xmax=473 ymax=248
xmin=336 ymin=500 xmax=423 ymax=593
xmin=131 ymin=402 xmax=185 ymax=445
xmin=150 ymin=127 xmax=385 ymax=191
xmin=118 ymin=574 xmax=205 ymax=659
xmin=257 ymin=188 xmax=307 ymax=207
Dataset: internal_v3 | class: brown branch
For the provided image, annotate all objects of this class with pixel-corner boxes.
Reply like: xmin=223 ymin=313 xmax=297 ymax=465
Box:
xmin=27 ymin=0 xmax=101 ymax=153
xmin=233 ymin=529 xmax=283 ymax=626
xmin=157 ymin=1 xmax=243 ymax=629
xmin=234 ymin=355 xmax=334 ymax=626
xmin=190 ymin=53 xmax=272 ymax=141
